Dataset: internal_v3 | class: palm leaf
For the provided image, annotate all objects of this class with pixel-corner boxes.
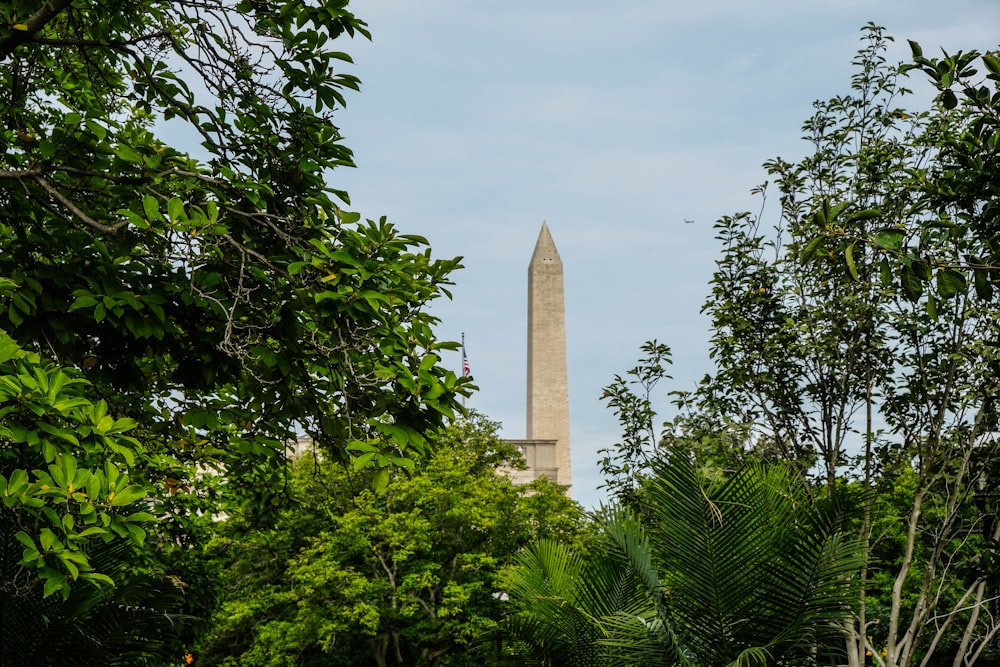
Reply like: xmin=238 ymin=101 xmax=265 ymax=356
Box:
xmin=501 ymin=446 xmax=863 ymax=666
xmin=641 ymin=447 xmax=862 ymax=665
xmin=501 ymin=524 xmax=657 ymax=667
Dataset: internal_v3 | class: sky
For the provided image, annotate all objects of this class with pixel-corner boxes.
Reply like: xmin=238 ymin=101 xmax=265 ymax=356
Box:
xmin=327 ymin=0 xmax=1000 ymax=509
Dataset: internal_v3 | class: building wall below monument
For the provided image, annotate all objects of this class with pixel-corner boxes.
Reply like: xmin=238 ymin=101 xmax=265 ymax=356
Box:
xmin=503 ymin=438 xmax=559 ymax=486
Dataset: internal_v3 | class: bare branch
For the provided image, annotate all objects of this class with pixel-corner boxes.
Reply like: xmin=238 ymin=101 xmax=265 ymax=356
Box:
xmin=34 ymin=176 xmax=126 ymax=234
xmin=0 ymin=168 xmax=43 ymax=179
xmin=29 ymin=29 xmax=170 ymax=49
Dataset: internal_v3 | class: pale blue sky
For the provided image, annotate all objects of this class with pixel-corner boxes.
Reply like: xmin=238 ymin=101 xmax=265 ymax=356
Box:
xmin=331 ymin=0 xmax=1000 ymax=508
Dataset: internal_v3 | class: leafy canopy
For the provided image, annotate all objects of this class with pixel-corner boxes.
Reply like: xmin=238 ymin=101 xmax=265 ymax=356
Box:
xmin=198 ymin=414 xmax=583 ymax=667
xmin=0 ymin=0 xmax=469 ymax=596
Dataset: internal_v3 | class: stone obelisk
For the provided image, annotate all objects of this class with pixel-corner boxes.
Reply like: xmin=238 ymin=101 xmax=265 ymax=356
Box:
xmin=527 ymin=222 xmax=571 ymax=489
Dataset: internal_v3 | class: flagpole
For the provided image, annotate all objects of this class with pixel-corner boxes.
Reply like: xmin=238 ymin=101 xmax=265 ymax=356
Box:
xmin=461 ymin=332 xmax=467 ymax=408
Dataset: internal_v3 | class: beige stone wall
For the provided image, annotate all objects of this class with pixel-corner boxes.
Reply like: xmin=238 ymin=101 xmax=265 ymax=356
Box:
xmin=502 ymin=439 xmax=558 ymax=486
xmin=527 ymin=222 xmax=571 ymax=491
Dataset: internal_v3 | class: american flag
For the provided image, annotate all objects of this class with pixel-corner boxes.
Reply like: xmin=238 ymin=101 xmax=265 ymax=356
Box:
xmin=462 ymin=346 xmax=471 ymax=377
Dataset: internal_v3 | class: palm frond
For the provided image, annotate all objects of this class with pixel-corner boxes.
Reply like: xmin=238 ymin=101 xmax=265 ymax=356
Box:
xmin=641 ymin=447 xmax=861 ymax=665
xmin=501 ymin=445 xmax=863 ymax=667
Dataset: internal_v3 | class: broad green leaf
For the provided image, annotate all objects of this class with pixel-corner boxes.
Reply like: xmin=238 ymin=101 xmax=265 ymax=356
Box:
xmin=879 ymin=258 xmax=893 ymax=286
xmin=40 ymin=528 xmax=56 ymax=551
xmin=346 ymin=440 xmax=376 ymax=453
xmin=800 ymin=236 xmax=824 ymax=262
xmin=353 ymin=451 xmax=376 ymax=470
xmin=142 ymin=195 xmax=161 ymax=222
xmin=75 ymin=527 xmax=106 ymax=538
xmin=846 ymin=208 xmax=882 ymax=223
xmin=114 ymin=144 xmax=142 ymax=163
xmin=925 ymin=294 xmax=938 ymax=319
xmin=167 ymin=197 xmax=185 ymax=222
xmin=900 ymin=265 xmax=923 ymax=301
xmin=983 ymin=53 xmax=1000 ymax=77
xmin=872 ymin=228 xmax=905 ymax=251
xmin=372 ymin=467 xmax=390 ymax=493
xmin=14 ymin=530 xmax=36 ymax=551
xmin=936 ymin=268 xmax=966 ymax=298
xmin=110 ymin=484 xmax=147 ymax=506
xmin=126 ymin=524 xmax=146 ymax=544
xmin=941 ymin=89 xmax=958 ymax=110
xmin=86 ymin=119 xmax=107 ymax=141
xmin=43 ymin=574 xmax=66 ymax=598
xmin=974 ymin=267 xmax=994 ymax=300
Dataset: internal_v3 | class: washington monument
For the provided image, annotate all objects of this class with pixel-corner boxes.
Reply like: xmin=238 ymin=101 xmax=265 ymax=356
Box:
xmin=526 ymin=222 xmax=571 ymax=489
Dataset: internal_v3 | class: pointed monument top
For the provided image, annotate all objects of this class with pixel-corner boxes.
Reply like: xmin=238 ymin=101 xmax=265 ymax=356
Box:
xmin=531 ymin=221 xmax=561 ymax=267
xmin=526 ymin=220 xmax=570 ymax=490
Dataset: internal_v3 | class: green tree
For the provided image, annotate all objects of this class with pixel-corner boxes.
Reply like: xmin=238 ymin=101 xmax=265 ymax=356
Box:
xmin=0 ymin=328 xmax=152 ymax=597
xmin=0 ymin=327 xmax=193 ymax=665
xmin=503 ymin=447 xmax=863 ymax=667
xmin=0 ymin=536 xmax=191 ymax=666
xmin=817 ymin=39 xmax=1000 ymax=303
xmin=0 ymin=0 xmax=469 ymax=602
xmin=695 ymin=26 xmax=1000 ymax=667
xmin=598 ymin=26 xmax=1000 ymax=666
xmin=198 ymin=414 xmax=583 ymax=667
xmin=599 ymin=340 xmax=761 ymax=508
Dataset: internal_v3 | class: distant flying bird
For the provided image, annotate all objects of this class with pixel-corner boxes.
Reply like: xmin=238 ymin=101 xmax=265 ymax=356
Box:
xmin=683 ymin=219 xmax=695 ymax=224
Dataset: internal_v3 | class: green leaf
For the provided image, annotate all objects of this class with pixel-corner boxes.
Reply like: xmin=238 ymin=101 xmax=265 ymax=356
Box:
xmin=872 ymin=228 xmax=904 ymax=251
xmin=936 ymin=268 xmax=966 ymax=299
xmin=974 ymin=267 xmax=994 ymax=300
xmin=110 ymin=485 xmax=147 ymax=507
xmin=43 ymin=573 xmax=66 ymax=598
xmin=40 ymin=528 xmax=56 ymax=551
xmin=75 ymin=527 xmax=107 ymax=538
xmin=167 ymin=197 xmax=185 ymax=222
xmin=900 ymin=265 xmax=923 ymax=301
xmin=114 ymin=144 xmax=142 ymax=163
xmin=346 ymin=440 xmax=376 ymax=453
xmin=14 ymin=530 xmax=36 ymax=551
xmin=86 ymin=119 xmax=107 ymax=141
xmin=372 ymin=467 xmax=390 ymax=493
xmin=941 ymin=88 xmax=958 ymax=110
xmin=925 ymin=294 xmax=938 ymax=319
xmin=983 ymin=53 xmax=1000 ymax=77
xmin=799 ymin=236 xmax=824 ymax=263
xmin=142 ymin=195 xmax=161 ymax=222
xmin=353 ymin=451 xmax=376 ymax=470
xmin=846 ymin=208 xmax=882 ymax=223
xmin=845 ymin=243 xmax=859 ymax=280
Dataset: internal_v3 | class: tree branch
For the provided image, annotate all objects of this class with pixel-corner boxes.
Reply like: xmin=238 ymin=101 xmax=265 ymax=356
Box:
xmin=29 ymin=30 xmax=170 ymax=49
xmin=0 ymin=0 xmax=74 ymax=61
xmin=34 ymin=176 xmax=126 ymax=234
xmin=0 ymin=168 xmax=43 ymax=179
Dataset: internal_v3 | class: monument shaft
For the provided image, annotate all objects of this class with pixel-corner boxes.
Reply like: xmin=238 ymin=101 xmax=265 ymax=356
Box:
xmin=527 ymin=222 xmax=571 ymax=489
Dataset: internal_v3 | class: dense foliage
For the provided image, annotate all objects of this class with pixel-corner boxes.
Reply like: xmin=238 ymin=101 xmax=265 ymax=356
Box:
xmin=0 ymin=0 xmax=469 ymax=617
xmin=4 ymin=2 xmax=1000 ymax=665
xmin=597 ymin=25 xmax=1000 ymax=667
xmin=197 ymin=415 xmax=583 ymax=667
xmin=505 ymin=447 xmax=862 ymax=667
